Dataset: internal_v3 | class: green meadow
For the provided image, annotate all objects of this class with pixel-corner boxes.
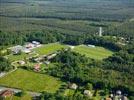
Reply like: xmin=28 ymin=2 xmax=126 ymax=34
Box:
xmin=34 ymin=43 xmax=68 ymax=55
xmin=73 ymin=45 xmax=113 ymax=60
xmin=0 ymin=69 xmax=63 ymax=93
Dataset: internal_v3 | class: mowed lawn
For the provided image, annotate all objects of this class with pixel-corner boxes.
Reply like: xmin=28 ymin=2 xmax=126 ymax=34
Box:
xmin=34 ymin=43 xmax=68 ymax=55
xmin=6 ymin=53 xmax=36 ymax=62
xmin=0 ymin=69 xmax=63 ymax=93
xmin=73 ymin=45 xmax=113 ymax=60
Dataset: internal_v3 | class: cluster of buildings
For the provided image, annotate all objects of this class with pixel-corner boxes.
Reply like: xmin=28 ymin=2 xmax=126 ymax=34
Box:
xmin=68 ymin=83 xmax=93 ymax=98
xmin=9 ymin=41 xmax=41 ymax=54
xmin=0 ymin=88 xmax=21 ymax=99
xmin=68 ymin=83 xmax=128 ymax=100
xmin=0 ymin=87 xmax=41 ymax=99
xmin=105 ymin=90 xmax=128 ymax=100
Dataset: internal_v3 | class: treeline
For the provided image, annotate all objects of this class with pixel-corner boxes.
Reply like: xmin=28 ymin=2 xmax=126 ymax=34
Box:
xmin=104 ymin=21 xmax=134 ymax=40
xmin=40 ymin=91 xmax=91 ymax=100
xmin=0 ymin=56 xmax=13 ymax=72
xmin=0 ymin=30 xmax=123 ymax=52
xmin=103 ymin=50 xmax=134 ymax=74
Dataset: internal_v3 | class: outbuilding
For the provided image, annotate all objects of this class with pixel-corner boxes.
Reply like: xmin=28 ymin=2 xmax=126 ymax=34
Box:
xmin=84 ymin=90 xmax=93 ymax=97
xmin=69 ymin=83 xmax=78 ymax=90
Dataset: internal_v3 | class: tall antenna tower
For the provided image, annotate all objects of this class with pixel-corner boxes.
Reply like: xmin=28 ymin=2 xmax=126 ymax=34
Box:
xmin=99 ymin=27 xmax=102 ymax=36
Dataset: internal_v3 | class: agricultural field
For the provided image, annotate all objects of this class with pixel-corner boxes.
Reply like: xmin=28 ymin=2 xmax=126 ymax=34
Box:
xmin=34 ymin=43 xmax=68 ymax=55
xmin=73 ymin=45 xmax=113 ymax=60
xmin=0 ymin=69 xmax=64 ymax=93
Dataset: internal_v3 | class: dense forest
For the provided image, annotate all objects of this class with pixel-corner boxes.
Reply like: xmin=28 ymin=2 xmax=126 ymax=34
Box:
xmin=0 ymin=56 xmax=13 ymax=72
xmin=47 ymin=49 xmax=134 ymax=99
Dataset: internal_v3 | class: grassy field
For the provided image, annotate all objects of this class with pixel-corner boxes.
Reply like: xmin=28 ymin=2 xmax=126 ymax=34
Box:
xmin=5 ymin=94 xmax=32 ymax=100
xmin=34 ymin=43 xmax=68 ymax=55
xmin=7 ymin=53 xmax=37 ymax=62
xmin=0 ymin=69 xmax=63 ymax=93
xmin=64 ymin=89 xmax=75 ymax=96
xmin=73 ymin=45 xmax=113 ymax=60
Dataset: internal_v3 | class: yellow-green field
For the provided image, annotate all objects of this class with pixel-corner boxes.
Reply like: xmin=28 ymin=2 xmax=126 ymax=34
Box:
xmin=7 ymin=53 xmax=36 ymax=62
xmin=5 ymin=94 xmax=32 ymax=100
xmin=34 ymin=43 xmax=68 ymax=55
xmin=73 ymin=45 xmax=113 ymax=60
xmin=0 ymin=69 xmax=63 ymax=93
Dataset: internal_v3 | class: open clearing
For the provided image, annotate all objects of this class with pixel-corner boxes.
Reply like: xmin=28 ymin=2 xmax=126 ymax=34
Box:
xmin=0 ymin=69 xmax=63 ymax=93
xmin=7 ymin=53 xmax=36 ymax=62
xmin=73 ymin=45 xmax=113 ymax=60
xmin=34 ymin=43 xmax=68 ymax=55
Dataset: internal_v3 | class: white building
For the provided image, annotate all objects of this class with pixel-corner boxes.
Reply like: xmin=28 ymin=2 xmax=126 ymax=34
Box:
xmin=88 ymin=44 xmax=95 ymax=48
xmin=32 ymin=41 xmax=40 ymax=45
xmin=22 ymin=48 xmax=31 ymax=53
xmin=84 ymin=90 xmax=93 ymax=97
xmin=69 ymin=83 xmax=78 ymax=90
xmin=18 ymin=61 xmax=25 ymax=65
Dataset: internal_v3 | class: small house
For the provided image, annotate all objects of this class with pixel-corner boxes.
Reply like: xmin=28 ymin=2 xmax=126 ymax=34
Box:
xmin=47 ymin=53 xmax=57 ymax=60
xmin=22 ymin=48 xmax=31 ymax=53
xmin=32 ymin=41 xmax=40 ymax=45
xmin=116 ymin=90 xmax=122 ymax=95
xmin=34 ymin=64 xmax=40 ymax=72
xmin=32 ymin=41 xmax=41 ymax=47
xmin=87 ymin=44 xmax=95 ymax=48
xmin=18 ymin=61 xmax=25 ymax=65
xmin=84 ymin=90 xmax=93 ymax=97
xmin=44 ymin=61 xmax=50 ymax=65
xmin=69 ymin=83 xmax=78 ymax=90
xmin=25 ymin=43 xmax=34 ymax=49
xmin=0 ymin=90 xmax=14 ymax=98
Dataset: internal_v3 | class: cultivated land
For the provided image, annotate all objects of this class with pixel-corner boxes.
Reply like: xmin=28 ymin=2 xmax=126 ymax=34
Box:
xmin=34 ymin=43 xmax=68 ymax=55
xmin=73 ymin=45 xmax=113 ymax=60
xmin=0 ymin=69 xmax=63 ymax=93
